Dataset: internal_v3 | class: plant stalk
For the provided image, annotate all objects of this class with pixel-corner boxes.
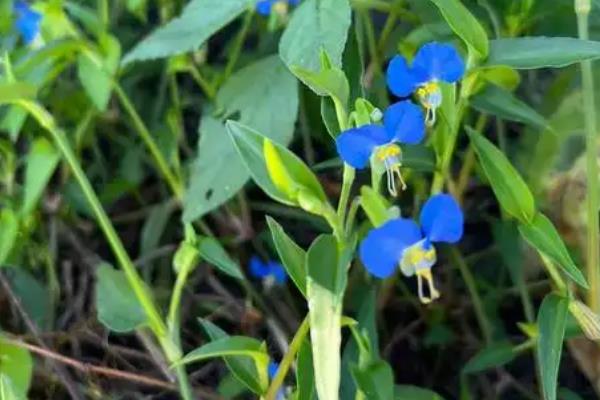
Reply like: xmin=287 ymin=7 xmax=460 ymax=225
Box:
xmin=576 ymin=0 xmax=600 ymax=313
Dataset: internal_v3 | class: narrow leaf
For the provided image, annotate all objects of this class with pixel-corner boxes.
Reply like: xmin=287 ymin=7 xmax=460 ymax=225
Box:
xmin=487 ymin=37 xmax=600 ymax=69
xmin=266 ymin=216 xmax=307 ymax=297
xmin=518 ymin=213 xmax=587 ymax=288
xmin=467 ymin=127 xmax=536 ymax=224
xmin=537 ymin=294 xmax=569 ymax=400
xmin=197 ymin=236 xmax=244 ymax=280
xmin=22 ymin=138 xmax=60 ymax=216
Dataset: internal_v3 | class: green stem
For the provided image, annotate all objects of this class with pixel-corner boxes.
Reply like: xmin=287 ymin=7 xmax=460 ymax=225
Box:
xmin=114 ymin=85 xmax=184 ymax=201
xmin=576 ymin=0 xmax=600 ymax=313
xmin=431 ymin=96 xmax=468 ymax=194
xmin=13 ymin=100 xmax=194 ymax=398
xmin=451 ymin=248 xmax=492 ymax=344
xmin=540 ymin=255 xmax=567 ymax=294
xmin=264 ymin=316 xmax=310 ymax=400
xmin=337 ymin=165 xmax=355 ymax=222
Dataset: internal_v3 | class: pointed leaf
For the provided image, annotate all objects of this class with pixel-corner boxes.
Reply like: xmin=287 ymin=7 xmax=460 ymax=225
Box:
xmin=487 ymin=37 xmax=600 ymax=69
xmin=467 ymin=127 xmax=536 ymax=224
xmin=351 ymin=360 xmax=395 ymax=400
xmin=197 ymin=236 xmax=244 ymax=280
xmin=123 ymin=0 xmax=251 ymax=63
xmin=266 ymin=216 xmax=307 ymax=296
xmin=22 ymin=137 xmax=60 ymax=216
xmin=518 ymin=213 xmax=587 ymax=288
xmin=537 ymin=294 xmax=569 ymax=400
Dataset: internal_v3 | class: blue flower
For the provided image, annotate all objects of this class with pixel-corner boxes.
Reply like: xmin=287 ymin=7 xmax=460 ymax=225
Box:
xmin=13 ymin=1 xmax=42 ymax=45
xmin=359 ymin=194 xmax=464 ymax=303
xmin=387 ymin=42 xmax=465 ymax=125
xmin=249 ymin=256 xmax=287 ymax=285
xmin=335 ymin=100 xmax=425 ymax=196
xmin=256 ymin=0 xmax=300 ymax=16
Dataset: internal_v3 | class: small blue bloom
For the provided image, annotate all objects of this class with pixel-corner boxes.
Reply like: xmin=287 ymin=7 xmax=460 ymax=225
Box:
xmin=256 ymin=0 xmax=300 ymax=16
xmin=359 ymin=194 xmax=464 ymax=303
xmin=387 ymin=42 xmax=465 ymax=125
xmin=335 ymin=100 xmax=425 ymax=196
xmin=13 ymin=1 xmax=42 ymax=45
xmin=250 ymin=256 xmax=287 ymax=285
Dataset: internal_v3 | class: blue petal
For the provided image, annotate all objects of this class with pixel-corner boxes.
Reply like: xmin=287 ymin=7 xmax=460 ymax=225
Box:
xmin=249 ymin=256 xmax=270 ymax=278
xmin=359 ymin=218 xmax=423 ymax=279
xmin=14 ymin=1 xmax=41 ymax=44
xmin=256 ymin=0 xmax=274 ymax=15
xmin=269 ymin=261 xmax=288 ymax=284
xmin=335 ymin=125 xmax=391 ymax=169
xmin=288 ymin=0 xmax=301 ymax=5
xmin=383 ymin=100 xmax=426 ymax=145
xmin=420 ymin=194 xmax=464 ymax=243
xmin=411 ymin=42 xmax=465 ymax=83
xmin=268 ymin=362 xmax=279 ymax=379
xmin=386 ymin=55 xmax=421 ymax=97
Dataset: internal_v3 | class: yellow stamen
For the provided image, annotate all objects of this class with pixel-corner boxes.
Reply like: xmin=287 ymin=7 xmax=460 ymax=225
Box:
xmin=374 ymin=144 xmax=401 ymax=161
xmin=272 ymin=0 xmax=289 ymax=16
xmin=416 ymin=269 xmax=440 ymax=304
xmin=416 ymin=81 xmax=441 ymax=127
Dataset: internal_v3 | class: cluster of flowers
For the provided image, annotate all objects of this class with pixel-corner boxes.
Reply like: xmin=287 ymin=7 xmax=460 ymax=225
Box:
xmin=250 ymin=43 xmax=467 ymax=304
xmin=337 ymin=43 xmax=466 ymax=304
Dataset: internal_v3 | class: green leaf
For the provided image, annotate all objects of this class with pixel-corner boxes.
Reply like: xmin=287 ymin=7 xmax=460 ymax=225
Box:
xmin=266 ymin=216 xmax=307 ymax=297
xmin=176 ymin=335 xmax=269 ymax=390
xmin=462 ymin=343 xmax=516 ymax=374
xmin=487 ymin=37 xmax=600 ymax=69
xmin=197 ymin=236 xmax=244 ymax=280
xmin=183 ymin=56 xmax=298 ymax=221
xmin=518 ymin=213 xmax=587 ymax=288
xmin=21 ymin=137 xmax=60 ymax=216
xmin=291 ymin=65 xmax=349 ymax=106
xmin=140 ymin=202 xmax=173 ymax=256
xmin=0 ymin=375 xmax=24 ymax=400
xmin=200 ymin=319 xmax=266 ymax=395
xmin=471 ymin=85 xmax=548 ymax=129
xmin=403 ymin=145 xmax=436 ymax=172
xmin=296 ymin=338 xmax=316 ymax=400
xmin=537 ymin=294 xmax=569 ymax=400
xmin=428 ymin=0 xmax=488 ymax=58
xmin=95 ymin=263 xmax=148 ymax=332
xmin=4 ymin=268 xmax=52 ymax=329
xmin=279 ymin=0 xmax=351 ymax=72
xmin=226 ymin=120 xmax=328 ymax=211
xmin=351 ymin=360 xmax=395 ymax=400
xmin=395 ymin=385 xmax=445 ymax=400
xmin=467 ymin=128 xmax=536 ymax=224
xmin=0 ymin=337 xmax=33 ymax=397
xmin=122 ymin=0 xmax=251 ymax=64
xmin=77 ymin=35 xmax=121 ymax=110
xmin=306 ymin=235 xmax=344 ymax=400
xmin=0 ymin=209 xmax=18 ymax=266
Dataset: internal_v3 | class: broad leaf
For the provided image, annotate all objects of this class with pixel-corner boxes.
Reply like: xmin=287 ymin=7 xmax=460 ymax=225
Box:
xmin=200 ymin=319 xmax=266 ymax=395
xmin=226 ymin=121 xmax=327 ymax=210
xmin=4 ymin=268 xmax=52 ymax=329
xmin=78 ymin=35 xmax=121 ymax=111
xmin=123 ymin=0 xmax=251 ymax=63
xmin=519 ymin=213 xmax=587 ymax=288
xmin=428 ymin=0 xmax=488 ymax=58
xmin=467 ymin=128 xmax=536 ymax=224
xmin=22 ymin=137 xmax=60 ymax=216
xmin=537 ymin=294 xmax=568 ymax=400
xmin=487 ymin=37 xmax=600 ymax=69
xmin=183 ymin=56 xmax=298 ymax=221
xmin=471 ymin=85 xmax=548 ymax=129
xmin=279 ymin=0 xmax=351 ymax=72
xmin=0 ymin=337 xmax=32 ymax=397
xmin=197 ymin=236 xmax=244 ymax=280
xmin=266 ymin=216 xmax=307 ymax=296
xmin=95 ymin=263 xmax=148 ymax=332
xmin=351 ymin=360 xmax=395 ymax=400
